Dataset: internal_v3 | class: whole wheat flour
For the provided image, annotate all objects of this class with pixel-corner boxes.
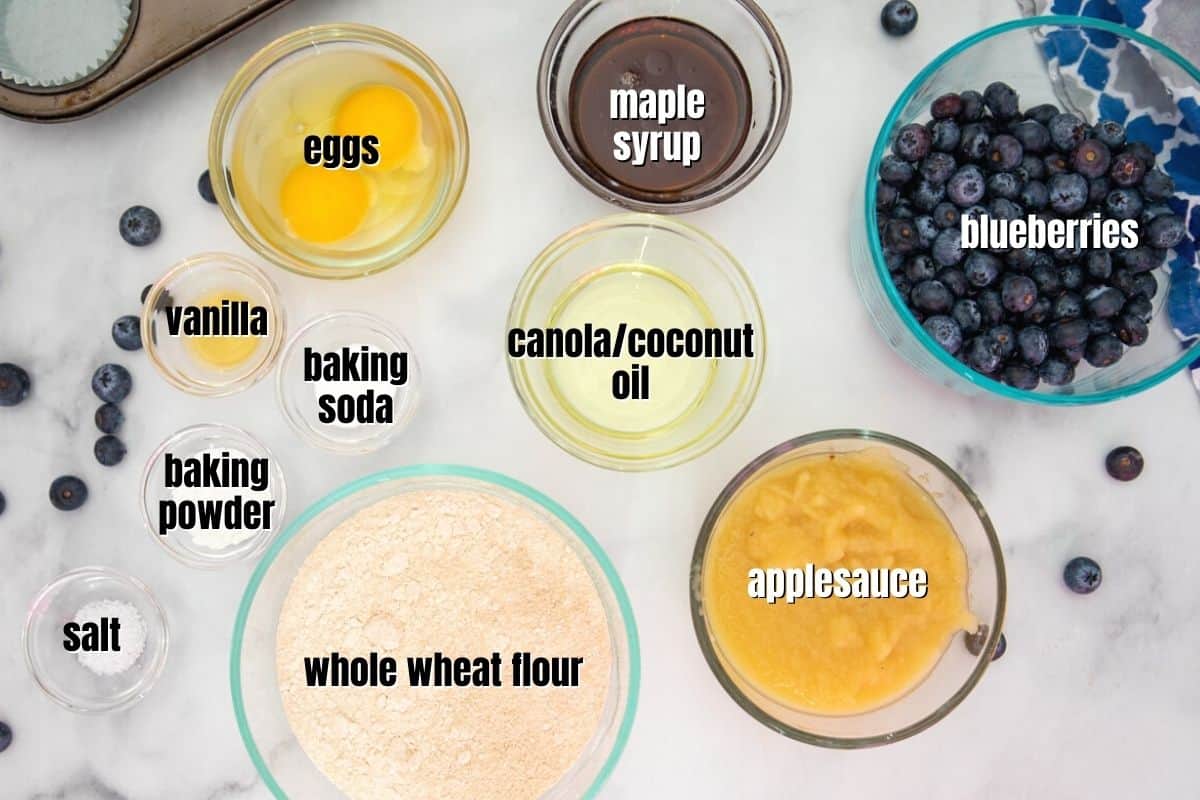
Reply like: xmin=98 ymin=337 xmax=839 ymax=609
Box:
xmin=276 ymin=488 xmax=613 ymax=799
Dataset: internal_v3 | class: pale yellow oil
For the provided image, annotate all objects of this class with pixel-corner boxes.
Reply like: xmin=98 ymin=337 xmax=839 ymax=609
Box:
xmin=546 ymin=264 xmax=717 ymax=434
xmin=185 ymin=291 xmax=262 ymax=370
xmin=230 ymin=50 xmax=453 ymax=260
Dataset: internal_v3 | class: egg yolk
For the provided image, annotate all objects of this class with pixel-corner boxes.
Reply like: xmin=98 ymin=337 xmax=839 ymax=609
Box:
xmin=335 ymin=84 xmax=422 ymax=169
xmin=279 ymin=166 xmax=370 ymax=243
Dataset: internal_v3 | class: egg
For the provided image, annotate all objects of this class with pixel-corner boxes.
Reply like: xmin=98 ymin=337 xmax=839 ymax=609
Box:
xmin=279 ymin=166 xmax=371 ymax=244
xmin=335 ymin=84 xmax=422 ymax=169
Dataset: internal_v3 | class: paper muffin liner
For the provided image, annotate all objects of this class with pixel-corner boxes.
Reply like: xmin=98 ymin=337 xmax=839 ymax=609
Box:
xmin=0 ymin=0 xmax=133 ymax=89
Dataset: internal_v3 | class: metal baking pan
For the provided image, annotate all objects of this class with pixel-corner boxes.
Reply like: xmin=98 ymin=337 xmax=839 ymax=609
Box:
xmin=0 ymin=0 xmax=294 ymax=123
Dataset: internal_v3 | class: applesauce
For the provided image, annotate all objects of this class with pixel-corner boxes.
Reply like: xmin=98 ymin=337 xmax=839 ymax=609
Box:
xmin=701 ymin=447 xmax=975 ymax=715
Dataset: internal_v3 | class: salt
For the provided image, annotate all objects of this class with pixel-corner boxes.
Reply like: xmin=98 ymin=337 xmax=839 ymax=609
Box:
xmin=73 ymin=599 xmax=146 ymax=676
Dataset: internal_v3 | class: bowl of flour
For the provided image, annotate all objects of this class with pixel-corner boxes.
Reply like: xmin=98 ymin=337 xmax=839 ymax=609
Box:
xmin=231 ymin=465 xmax=639 ymax=799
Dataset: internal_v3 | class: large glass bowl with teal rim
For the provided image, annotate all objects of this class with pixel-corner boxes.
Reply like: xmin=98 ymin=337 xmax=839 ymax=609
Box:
xmin=230 ymin=465 xmax=640 ymax=799
xmin=852 ymin=15 xmax=1200 ymax=404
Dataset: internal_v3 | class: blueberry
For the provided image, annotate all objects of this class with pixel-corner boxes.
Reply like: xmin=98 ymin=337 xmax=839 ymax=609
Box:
xmin=1017 ymin=325 xmax=1049 ymax=366
xmin=1088 ymin=318 xmax=1113 ymax=338
xmin=1140 ymin=203 xmax=1174 ymax=227
xmin=891 ymin=273 xmax=912 ymax=300
xmin=920 ymin=152 xmax=957 ymax=185
xmin=1063 ymin=556 xmax=1102 ymax=594
xmin=91 ymin=363 xmax=132 ymax=404
xmin=1087 ymin=176 xmax=1111 ymax=205
xmin=958 ymin=124 xmax=991 ymax=162
xmin=883 ymin=218 xmax=920 ymax=254
xmin=0 ymin=491 xmax=5 ymax=516
xmin=937 ymin=267 xmax=969 ymax=297
xmin=957 ymin=90 xmax=984 ymax=122
xmin=1085 ymin=251 xmax=1113 ymax=281
xmin=880 ymin=0 xmax=918 ymax=36
xmin=911 ymin=179 xmax=945 ymax=212
xmin=1059 ymin=263 xmax=1084 ymax=292
xmin=952 ymin=298 xmax=982 ymax=335
xmin=929 ymin=119 xmax=961 ymax=153
xmin=932 ymin=228 xmax=964 ymax=266
xmin=880 ymin=154 xmax=916 ymax=185
xmin=1025 ymin=103 xmax=1060 ymax=126
xmin=1001 ymin=273 xmax=1038 ymax=313
xmin=1042 ymin=152 xmax=1069 ymax=175
xmin=1085 ymin=286 xmax=1125 ymax=319
xmin=1110 ymin=269 xmax=1136 ymax=297
xmin=0 ymin=720 xmax=10 ymax=752
xmin=892 ymin=199 xmax=915 ymax=219
xmin=964 ymin=335 xmax=1002 ymax=375
xmin=978 ymin=290 xmax=1004 ymax=326
xmin=111 ymin=315 xmax=142 ymax=351
xmin=1109 ymin=151 xmax=1146 ymax=187
xmin=1093 ymin=119 xmax=1126 ymax=149
xmin=877 ymin=183 xmax=898 ymax=213
xmin=1023 ymin=296 xmax=1053 ymax=325
xmin=988 ymin=325 xmax=1016 ymax=360
xmin=1017 ymin=153 xmax=1046 ymax=182
xmin=1085 ymin=334 xmax=1124 ymax=367
xmin=1119 ymin=246 xmax=1165 ymax=275
xmin=1132 ymin=272 xmax=1158 ymax=300
xmin=987 ymin=172 xmax=1021 ymax=200
xmin=1047 ymin=172 xmax=1088 ymax=214
xmin=1009 ymin=119 xmax=1050 ymax=154
xmin=1049 ymin=318 xmax=1090 ymax=350
xmin=906 ymin=253 xmax=938 ymax=282
xmin=1122 ymin=140 xmax=1156 ymax=168
xmin=933 ymin=201 xmax=960 ymax=229
xmin=95 ymin=435 xmax=127 ymax=467
xmin=1102 ymin=187 xmax=1141 ymax=220
xmin=1146 ymin=214 xmax=1185 ymax=249
xmin=1052 ymin=243 xmax=1082 ymax=264
xmin=986 ymin=134 xmax=1023 ymax=171
xmin=923 ymin=315 xmax=963 ymax=355
xmin=992 ymin=632 xmax=1007 ymax=661
xmin=1140 ymin=168 xmax=1175 ymax=201
xmin=1125 ymin=295 xmax=1153 ymax=325
xmin=913 ymin=216 xmax=939 ymax=249
xmin=894 ymin=123 xmax=932 ymax=161
xmin=964 ymin=252 xmax=1002 ymax=288
xmin=1039 ymin=357 xmax=1075 ymax=386
xmin=1007 ymin=247 xmax=1039 ymax=272
xmin=1072 ymin=139 xmax=1111 ymax=179
xmin=1048 ymin=113 xmax=1086 ymax=152
xmin=983 ymin=81 xmax=1020 ymax=120
xmin=1105 ymin=446 xmax=1144 ymax=481
xmin=95 ymin=402 xmax=124 ymax=434
xmin=911 ymin=280 xmax=954 ymax=314
xmin=1030 ymin=261 xmax=1062 ymax=296
xmin=989 ymin=197 xmax=1022 ymax=222
xmin=947 ymin=165 xmax=986 ymax=207
xmin=198 ymin=169 xmax=217 ymax=204
xmin=930 ymin=93 xmax=963 ymax=120
xmin=1115 ymin=313 xmax=1149 ymax=347
xmin=118 ymin=205 xmax=161 ymax=247
xmin=1002 ymin=363 xmax=1039 ymax=390
xmin=1018 ymin=180 xmax=1049 ymax=210
xmin=49 ymin=476 xmax=88 ymax=511
xmin=0 ymin=363 xmax=31 ymax=406
xmin=140 ymin=283 xmax=173 ymax=309
xmin=1053 ymin=292 xmax=1084 ymax=320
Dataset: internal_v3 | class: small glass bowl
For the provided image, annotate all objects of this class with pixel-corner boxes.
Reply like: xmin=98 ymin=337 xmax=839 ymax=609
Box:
xmin=690 ymin=430 xmax=1006 ymax=747
xmin=852 ymin=16 xmax=1200 ymax=404
xmin=140 ymin=423 xmax=287 ymax=569
xmin=276 ymin=311 xmax=422 ymax=453
xmin=142 ymin=253 xmax=285 ymax=397
xmin=23 ymin=567 xmax=169 ymax=713
xmin=507 ymin=213 xmax=765 ymax=471
xmin=232 ymin=465 xmax=640 ymax=798
xmin=538 ymin=0 xmax=791 ymax=212
xmin=209 ymin=24 xmax=469 ymax=279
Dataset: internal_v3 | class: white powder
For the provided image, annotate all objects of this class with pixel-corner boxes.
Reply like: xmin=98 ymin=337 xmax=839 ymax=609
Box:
xmin=276 ymin=489 xmax=613 ymax=800
xmin=73 ymin=599 xmax=146 ymax=676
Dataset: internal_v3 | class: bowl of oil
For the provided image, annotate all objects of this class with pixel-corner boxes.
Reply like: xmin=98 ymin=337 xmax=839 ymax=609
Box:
xmin=209 ymin=24 xmax=469 ymax=279
xmin=507 ymin=214 xmax=765 ymax=471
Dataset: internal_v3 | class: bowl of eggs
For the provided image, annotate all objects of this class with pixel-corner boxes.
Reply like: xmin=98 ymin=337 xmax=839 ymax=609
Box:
xmin=209 ymin=24 xmax=469 ymax=279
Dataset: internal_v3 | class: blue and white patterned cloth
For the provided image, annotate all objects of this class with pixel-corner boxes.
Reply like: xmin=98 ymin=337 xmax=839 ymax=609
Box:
xmin=1021 ymin=0 xmax=1200 ymax=390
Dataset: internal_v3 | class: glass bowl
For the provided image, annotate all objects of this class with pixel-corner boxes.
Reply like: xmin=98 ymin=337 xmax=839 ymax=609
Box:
xmin=23 ymin=567 xmax=169 ymax=713
xmin=209 ymin=24 xmax=469 ymax=279
xmin=142 ymin=252 xmax=286 ymax=397
xmin=538 ymin=0 xmax=791 ymax=212
xmin=231 ymin=465 xmax=640 ymax=798
xmin=276 ymin=312 xmax=421 ymax=454
xmin=690 ymin=430 xmax=1006 ymax=747
xmin=507 ymin=213 xmax=765 ymax=471
xmin=140 ymin=423 xmax=287 ymax=569
xmin=852 ymin=15 xmax=1200 ymax=404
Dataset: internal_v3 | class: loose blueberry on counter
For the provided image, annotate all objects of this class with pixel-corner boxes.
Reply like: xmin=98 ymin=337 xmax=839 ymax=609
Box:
xmin=118 ymin=205 xmax=161 ymax=247
xmin=992 ymin=632 xmax=1007 ymax=661
xmin=0 ymin=490 xmax=5 ymax=517
xmin=95 ymin=403 xmax=124 ymax=434
xmin=1105 ymin=446 xmax=1144 ymax=482
xmin=111 ymin=315 xmax=142 ymax=351
xmin=198 ymin=169 xmax=217 ymax=204
xmin=1063 ymin=556 xmax=1102 ymax=594
xmin=0 ymin=363 xmax=30 ymax=406
xmin=880 ymin=0 xmax=918 ymax=36
xmin=49 ymin=476 xmax=88 ymax=511
xmin=91 ymin=363 xmax=132 ymax=404
xmin=0 ymin=720 xmax=10 ymax=753
xmin=95 ymin=435 xmax=126 ymax=467
xmin=141 ymin=283 xmax=174 ymax=310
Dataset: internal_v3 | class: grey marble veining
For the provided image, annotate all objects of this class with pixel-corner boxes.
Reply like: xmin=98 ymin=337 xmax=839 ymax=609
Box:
xmin=1 ymin=0 xmax=1198 ymax=797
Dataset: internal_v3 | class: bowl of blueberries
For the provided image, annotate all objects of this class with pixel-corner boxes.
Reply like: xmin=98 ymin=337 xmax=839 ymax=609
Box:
xmin=854 ymin=14 xmax=1200 ymax=403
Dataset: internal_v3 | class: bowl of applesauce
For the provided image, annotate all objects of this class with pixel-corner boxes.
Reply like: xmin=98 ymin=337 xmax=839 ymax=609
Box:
xmin=690 ymin=430 xmax=1005 ymax=747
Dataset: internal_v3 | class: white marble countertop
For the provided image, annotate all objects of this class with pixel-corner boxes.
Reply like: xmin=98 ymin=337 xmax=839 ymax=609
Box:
xmin=2 ymin=0 xmax=1198 ymax=797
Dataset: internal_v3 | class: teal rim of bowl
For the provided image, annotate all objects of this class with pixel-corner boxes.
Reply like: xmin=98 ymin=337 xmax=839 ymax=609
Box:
xmin=230 ymin=464 xmax=641 ymax=799
xmin=865 ymin=14 xmax=1200 ymax=405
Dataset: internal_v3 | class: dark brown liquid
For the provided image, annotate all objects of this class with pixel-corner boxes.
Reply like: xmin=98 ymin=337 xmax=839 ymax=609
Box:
xmin=568 ymin=17 xmax=752 ymax=196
